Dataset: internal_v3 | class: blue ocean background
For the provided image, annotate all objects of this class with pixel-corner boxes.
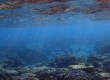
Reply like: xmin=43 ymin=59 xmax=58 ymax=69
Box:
xmin=0 ymin=15 xmax=110 ymax=65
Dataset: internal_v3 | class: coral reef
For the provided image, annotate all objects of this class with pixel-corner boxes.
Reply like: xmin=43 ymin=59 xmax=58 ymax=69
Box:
xmin=0 ymin=44 xmax=48 ymax=65
xmin=24 ymin=0 xmax=71 ymax=4
xmin=0 ymin=57 xmax=24 ymax=69
xmin=35 ymin=61 xmax=50 ymax=67
xmin=0 ymin=66 xmax=109 ymax=80
xmin=35 ymin=53 xmax=86 ymax=68
xmin=0 ymin=53 xmax=109 ymax=79
xmin=95 ymin=43 xmax=110 ymax=55
xmin=0 ymin=43 xmax=110 ymax=80
xmin=102 ymin=59 xmax=110 ymax=72
xmin=35 ymin=68 xmax=104 ymax=80
xmin=87 ymin=54 xmax=104 ymax=62
xmin=0 ymin=70 xmax=13 ymax=80
xmin=54 ymin=53 xmax=78 ymax=68
xmin=87 ymin=53 xmax=110 ymax=72
xmin=92 ymin=61 xmax=101 ymax=68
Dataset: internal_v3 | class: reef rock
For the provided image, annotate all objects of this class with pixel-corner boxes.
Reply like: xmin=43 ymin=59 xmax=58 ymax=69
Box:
xmin=99 ymin=72 xmax=110 ymax=79
xmin=69 ymin=64 xmax=94 ymax=73
xmin=0 ymin=70 xmax=13 ymax=80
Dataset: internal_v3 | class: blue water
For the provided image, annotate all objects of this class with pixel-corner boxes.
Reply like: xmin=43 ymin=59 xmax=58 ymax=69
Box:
xmin=0 ymin=1 xmax=110 ymax=65
xmin=1 ymin=20 xmax=110 ymax=45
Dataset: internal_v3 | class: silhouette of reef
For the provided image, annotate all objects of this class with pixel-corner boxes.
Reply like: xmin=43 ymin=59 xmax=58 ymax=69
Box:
xmin=0 ymin=44 xmax=48 ymax=65
xmin=0 ymin=57 xmax=24 ymax=69
xmin=35 ymin=53 xmax=86 ymax=68
xmin=94 ymin=43 xmax=110 ymax=55
xmin=87 ymin=53 xmax=110 ymax=72
xmin=54 ymin=53 xmax=78 ymax=68
xmin=0 ymin=70 xmax=13 ymax=80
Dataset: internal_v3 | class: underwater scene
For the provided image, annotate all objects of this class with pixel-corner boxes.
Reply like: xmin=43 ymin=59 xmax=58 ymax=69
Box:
xmin=0 ymin=0 xmax=110 ymax=80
